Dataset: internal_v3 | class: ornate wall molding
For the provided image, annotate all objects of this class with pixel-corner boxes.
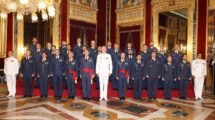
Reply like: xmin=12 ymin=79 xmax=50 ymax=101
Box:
xmin=152 ymin=0 xmax=195 ymax=61
xmin=209 ymin=0 xmax=215 ymax=10
xmin=0 ymin=18 xmax=7 ymax=58
xmin=116 ymin=2 xmax=145 ymax=49
xmin=68 ymin=2 xmax=98 ymax=24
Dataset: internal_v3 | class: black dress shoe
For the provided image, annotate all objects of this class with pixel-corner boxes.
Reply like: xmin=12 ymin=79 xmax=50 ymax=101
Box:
xmin=123 ymin=97 xmax=126 ymax=100
xmin=23 ymin=95 xmax=28 ymax=98
xmin=119 ymin=97 xmax=123 ymax=100
xmin=68 ymin=96 xmax=74 ymax=99
xmin=28 ymin=95 xmax=32 ymax=98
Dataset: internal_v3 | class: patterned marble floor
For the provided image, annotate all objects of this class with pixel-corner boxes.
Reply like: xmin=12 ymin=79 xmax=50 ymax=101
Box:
xmin=0 ymin=84 xmax=215 ymax=120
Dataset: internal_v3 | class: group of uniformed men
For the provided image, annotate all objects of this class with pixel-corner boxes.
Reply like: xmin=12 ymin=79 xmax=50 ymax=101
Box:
xmin=4 ymin=37 xmax=207 ymax=101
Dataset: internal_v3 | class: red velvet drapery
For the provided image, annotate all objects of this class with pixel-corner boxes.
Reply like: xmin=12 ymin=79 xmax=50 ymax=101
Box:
xmin=61 ymin=0 xmax=67 ymax=42
xmin=119 ymin=26 xmax=141 ymax=53
xmin=70 ymin=20 xmax=96 ymax=48
xmin=145 ymin=0 xmax=151 ymax=45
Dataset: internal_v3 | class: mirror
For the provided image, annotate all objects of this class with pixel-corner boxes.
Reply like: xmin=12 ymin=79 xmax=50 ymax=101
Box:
xmin=158 ymin=8 xmax=188 ymax=53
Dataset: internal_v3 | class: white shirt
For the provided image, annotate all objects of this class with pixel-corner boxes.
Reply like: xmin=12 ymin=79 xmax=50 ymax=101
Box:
xmin=192 ymin=59 xmax=207 ymax=77
xmin=4 ymin=56 xmax=19 ymax=75
xmin=96 ymin=53 xmax=113 ymax=75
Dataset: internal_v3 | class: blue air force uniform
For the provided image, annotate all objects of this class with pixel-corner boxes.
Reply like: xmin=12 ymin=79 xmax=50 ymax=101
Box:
xmin=147 ymin=46 xmax=157 ymax=55
xmin=162 ymin=63 xmax=176 ymax=99
xmin=73 ymin=44 xmax=83 ymax=66
xmin=146 ymin=58 xmax=161 ymax=99
xmin=29 ymin=44 xmax=36 ymax=57
xmin=140 ymin=51 xmax=150 ymax=89
xmin=79 ymin=57 xmax=95 ymax=98
xmin=111 ymin=49 xmax=121 ymax=89
xmin=157 ymin=52 xmax=167 ymax=89
xmin=124 ymin=48 xmax=136 ymax=57
xmin=132 ymin=61 xmax=145 ymax=98
xmin=60 ymin=45 xmax=67 ymax=60
xmin=37 ymin=59 xmax=51 ymax=97
xmin=107 ymin=47 xmax=114 ymax=55
xmin=44 ymin=48 xmax=52 ymax=60
xmin=51 ymin=56 xmax=65 ymax=98
xmin=20 ymin=57 xmax=35 ymax=97
xmin=127 ymin=55 xmax=135 ymax=89
xmin=65 ymin=59 xmax=78 ymax=97
xmin=35 ymin=50 xmax=42 ymax=87
xmin=171 ymin=51 xmax=183 ymax=89
xmin=177 ymin=60 xmax=192 ymax=98
xmin=116 ymin=60 xmax=129 ymax=98
xmin=89 ymin=48 xmax=99 ymax=88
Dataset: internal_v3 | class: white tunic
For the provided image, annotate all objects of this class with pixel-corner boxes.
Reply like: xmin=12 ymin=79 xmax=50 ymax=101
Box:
xmin=4 ymin=56 xmax=19 ymax=75
xmin=96 ymin=53 xmax=113 ymax=75
xmin=191 ymin=59 xmax=206 ymax=77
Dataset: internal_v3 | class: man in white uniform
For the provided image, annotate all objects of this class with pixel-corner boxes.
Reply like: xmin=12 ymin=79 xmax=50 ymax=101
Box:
xmin=96 ymin=46 xmax=113 ymax=100
xmin=4 ymin=51 xmax=19 ymax=97
xmin=191 ymin=53 xmax=207 ymax=100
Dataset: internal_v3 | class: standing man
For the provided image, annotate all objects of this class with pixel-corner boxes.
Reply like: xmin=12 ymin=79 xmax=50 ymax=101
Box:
xmin=146 ymin=51 xmax=161 ymax=100
xmin=192 ymin=53 xmax=207 ymax=100
xmin=79 ymin=49 xmax=95 ymax=100
xmin=35 ymin=43 xmax=42 ymax=88
xmin=141 ymin=44 xmax=150 ymax=89
xmin=177 ymin=54 xmax=192 ymax=100
xmin=171 ymin=44 xmax=183 ymax=89
xmin=65 ymin=52 xmax=78 ymax=99
xmin=50 ymin=49 xmax=65 ymax=100
xmin=89 ymin=40 xmax=99 ymax=89
xmin=96 ymin=46 xmax=113 ymax=100
xmin=112 ymin=43 xmax=121 ymax=90
xmin=147 ymin=41 xmax=157 ymax=55
xmin=37 ymin=52 xmax=51 ymax=98
xmin=107 ymin=41 xmax=113 ymax=55
xmin=131 ymin=54 xmax=145 ymax=99
xmin=4 ymin=51 xmax=19 ymax=97
xmin=124 ymin=42 xmax=136 ymax=57
xmin=20 ymin=50 xmax=35 ymax=97
xmin=116 ymin=52 xmax=129 ymax=100
xmin=157 ymin=46 xmax=167 ymax=89
xmin=44 ymin=42 xmax=52 ymax=60
xmin=127 ymin=49 xmax=135 ymax=89
xmin=29 ymin=37 xmax=38 ymax=57
xmin=162 ymin=56 xmax=176 ymax=100
xmin=73 ymin=38 xmax=83 ymax=67
xmin=60 ymin=41 xmax=67 ymax=60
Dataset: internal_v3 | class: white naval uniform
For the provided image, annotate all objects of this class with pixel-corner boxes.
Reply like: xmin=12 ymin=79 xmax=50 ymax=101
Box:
xmin=4 ymin=56 xmax=19 ymax=97
xmin=191 ymin=59 xmax=206 ymax=99
xmin=96 ymin=53 xmax=113 ymax=100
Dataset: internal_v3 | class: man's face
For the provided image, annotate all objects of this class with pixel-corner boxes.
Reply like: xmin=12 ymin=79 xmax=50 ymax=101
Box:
xmin=25 ymin=51 xmax=31 ymax=57
xmin=175 ymin=45 xmax=179 ymax=51
xmin=77 ymin=38 xmax=81 ymax=44
xmin=197 ymin=54 xmax=202 ymax=59
xmin=127 ymin=43 xmax=132 ymax=48
xmin=107 ymin=41 xmax=112 ymax=46
xmin=62 ymin=41 xmax=67 ymax=46
xmin=183 ymin=55 xmax=187 ymax=60
xmin=55 ymin=50 xmax=60 ymax=56
xmin=36 ymin=44 xmax=41 ymax=49
xmin=67 ymin=45 xmax=71 ymax=50
xmin=143 ymin=45 xmax=147 ymax=51
xmin=137 ymin=55 xmax=141 ymax=61
xmin=47 ymin=43 xmax=52 ymax=48
xmin=128 ymin=50 xmax=132 ymax=55
xmin=32 ymin=38 xmax=37 ymax=44
xmin=8 ymin=51 xmax=13 ymax=57
xmin=101 ymin=46 xmax=107 ymax=53
xmin=150 ymin=42 xmax=154 ymax=46
xmin=151 ymin=52 xmax=156 ymax=58
xmin=42 ymin=53 xmax=47 ymax=58
xmin=114 ymin=44 xmax=118 ymax=49
xmin=84 ymin=50 xmax=89 ymax=56
xmin=91 ymin=41 xmax=95 ymax=47
xmin=68 ymin=52 xmax=74 ymax=58
xmin=121 ymin=53 xmax=125 ymax=59
xmin=167 ymin=56 xmax=172 ymax=62
xmin=52 ymin=46 xmax=56 ymax=51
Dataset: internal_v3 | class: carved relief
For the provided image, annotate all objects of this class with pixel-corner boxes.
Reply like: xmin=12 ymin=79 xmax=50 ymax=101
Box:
xmin=68 ymin=2 xmax=98 ymax=24
xmin=69 ymin=0 xmax=97 ymax=8
xmin=117 ymin=0 xmax=144 ymax=9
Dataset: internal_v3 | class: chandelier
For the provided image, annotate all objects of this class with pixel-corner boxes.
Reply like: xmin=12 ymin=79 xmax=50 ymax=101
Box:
xmin=0 ymin=0 xmax=55 ymax=22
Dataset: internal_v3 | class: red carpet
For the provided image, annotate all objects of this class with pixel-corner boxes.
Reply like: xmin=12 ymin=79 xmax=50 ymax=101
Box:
xmin=16 ymin=80 xmax=194 ymax=98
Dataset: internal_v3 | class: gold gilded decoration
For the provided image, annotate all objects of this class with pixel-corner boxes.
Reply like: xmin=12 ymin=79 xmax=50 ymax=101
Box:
xmin=53 ymin=0 xmax=60 ymax=48
xmin=68 ymin=2 xmax=98 ymax=24
xmin=152 ymin=0 xmax=195 ymax=61
xmin=17 ymin=20 xmax=24 ymax=61
xmin=0 ymin=18 xmax=7 ymax=58
xmin=116 ymin=5 xmax=144 ymax=25
xmin=209 ymin=0 xmax=215 ymax=10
